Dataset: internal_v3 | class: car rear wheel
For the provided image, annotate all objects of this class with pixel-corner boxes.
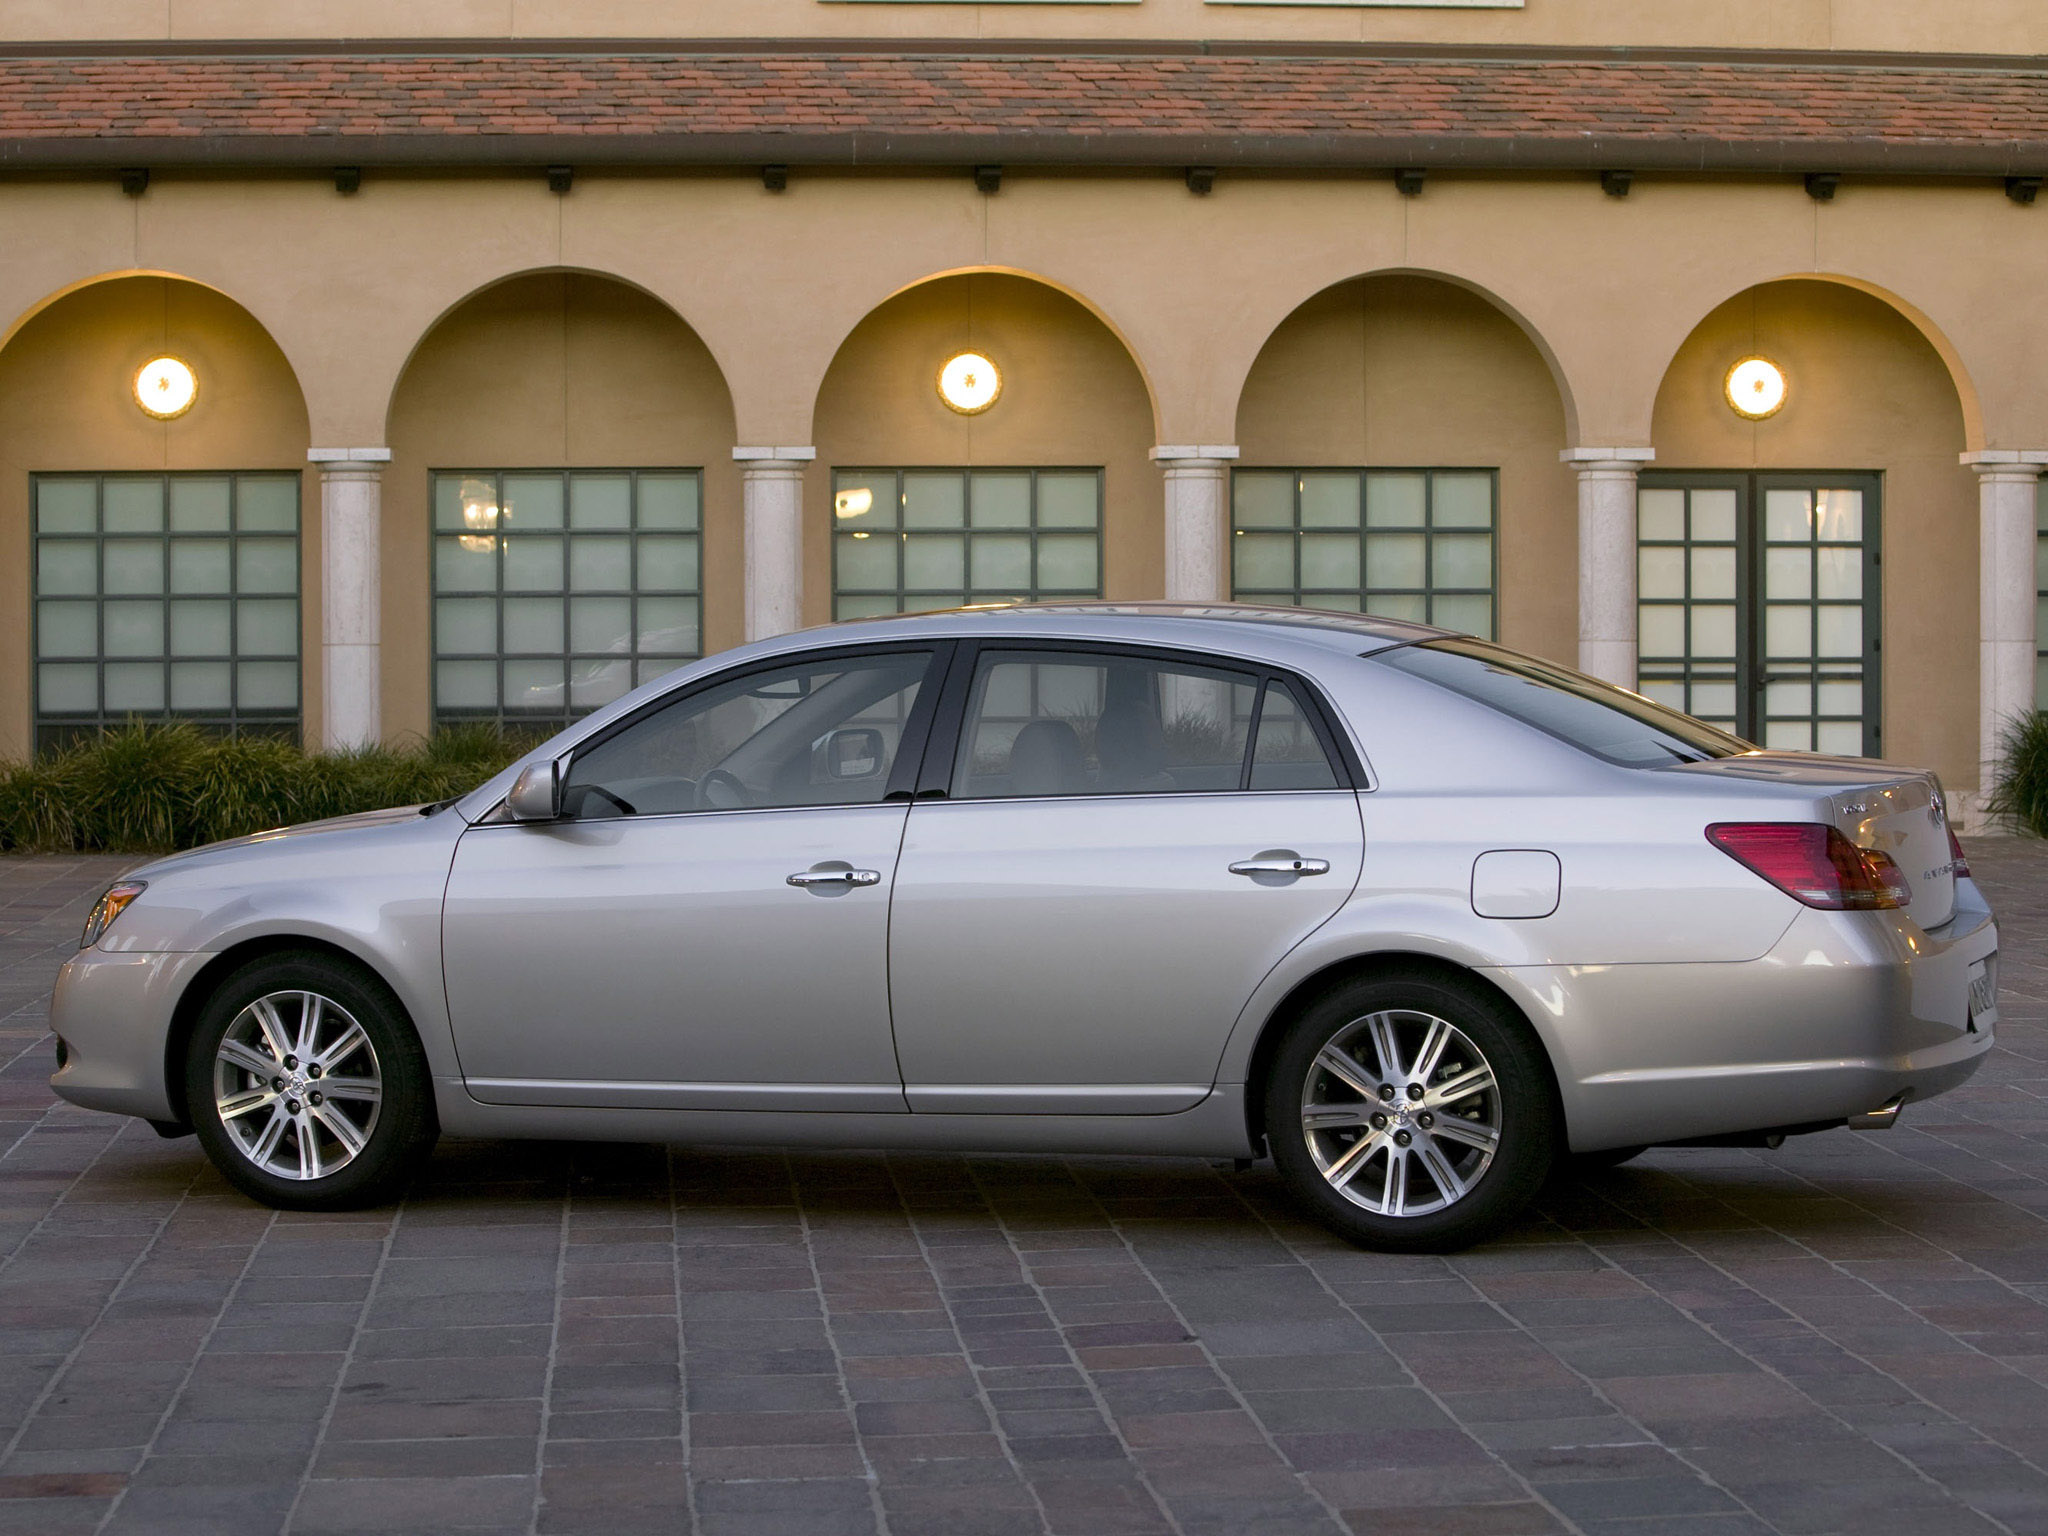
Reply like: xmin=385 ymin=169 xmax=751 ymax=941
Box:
xmin=184 ymin=952 xmax=437 ymax=1210
xmin=1264 ymin=969 xmax=1558 ymax=1253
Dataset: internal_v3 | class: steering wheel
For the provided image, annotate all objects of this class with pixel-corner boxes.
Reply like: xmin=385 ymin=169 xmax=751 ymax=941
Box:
xmin=697 ymin=769 xmax=753 ymax=810
xmin=573 ymin=784 xmax=636 ymax=818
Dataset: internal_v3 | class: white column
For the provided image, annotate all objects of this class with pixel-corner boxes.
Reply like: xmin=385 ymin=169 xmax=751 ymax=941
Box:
xmin=1564 ymin=447 xmax=1656 ymax=686
xmin=735 ymin=446 xmax=815 ymax=642
xmin=1150 ymin=445 xmax=1238 ymax=602
xmin=1964 ymin=451 xmax=2048 ymax=821
xmin=307 ymin=448 xmax=390 ymax=750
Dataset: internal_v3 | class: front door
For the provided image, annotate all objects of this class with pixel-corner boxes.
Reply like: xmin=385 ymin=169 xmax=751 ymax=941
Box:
xmin=442 ymin=645 xmax=944 ymax=1111
xmin=1637 ymin=473 xmax=1882 ymax=755
xmin=887 ymin=644 xmax=1365 ymax=1114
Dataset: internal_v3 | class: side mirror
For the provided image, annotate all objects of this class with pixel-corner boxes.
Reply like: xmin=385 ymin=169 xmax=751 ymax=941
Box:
xmin=505 ymin=760 xmax=562 ymax=822
xmin=821 ymin=727 xmax=887 ymax=781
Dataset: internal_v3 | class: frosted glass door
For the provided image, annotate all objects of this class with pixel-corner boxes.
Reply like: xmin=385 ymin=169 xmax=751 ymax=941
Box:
xmin=1637 ymin=474 xmax=1880 ymax=756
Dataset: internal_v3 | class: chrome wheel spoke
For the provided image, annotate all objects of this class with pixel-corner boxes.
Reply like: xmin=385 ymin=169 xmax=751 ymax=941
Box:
xmin=249 ymin=998 xmax=294 ymax=1064
xmin=297 ymin=1119 xmax=322 ymax=1180
xmin=1429 ymin=1115 xmax=1500 ymax=1154
xmin=218 ymin=1038 xmax=278 ymax=1079
xmin=1412 ymin=1018 xmax=1452 ymax=1085
xmin=1313 ymin=1046 xmax=1378 ymax=1101
xmin=1322 ymin=1130 xmax=1385 ymax=1190
xmin=312 ymin=1104 xmax=368 ymax=1160
xmin=218 ymin=1087 xmax=276 ymax=1122
xmin=1416 ymin=1140 xmax=1467 ymax=1204
xmin=314 ymin=1022 xmax=369 ymax=1072
xmin=1424 ymin=1064 xmax=1495 ymax=1111
xmin=294 ymin=992 xmax=326 ymax=1060
xmin=1381 ymin=1148 xmax=1409 ymax=1216
xmin=318 ymin=1075 xmax=381 ymax=1104
xmin=248 ymin=1104 xmax=290 ymax=1166
xmin=1302 ymin=1104 xmax=1374 ymax=1132
xmin=1364 ymin=1014 xmax=1406 ymax=1083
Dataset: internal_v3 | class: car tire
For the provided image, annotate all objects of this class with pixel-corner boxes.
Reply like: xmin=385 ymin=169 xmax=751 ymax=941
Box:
xmin=184 ymin=951 xmax=437 ymax=1211
xmin=1263 ymin=968 xmax=1559 ymax=1253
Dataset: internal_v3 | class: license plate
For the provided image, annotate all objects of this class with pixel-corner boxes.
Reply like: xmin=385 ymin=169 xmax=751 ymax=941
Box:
xmin=1969 ymin=955 xmax=1998 ymax=1032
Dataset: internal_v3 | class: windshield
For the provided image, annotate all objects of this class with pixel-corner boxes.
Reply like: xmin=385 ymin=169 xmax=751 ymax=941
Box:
xmin=1374 ymin=639 xmax=1753 ymax=767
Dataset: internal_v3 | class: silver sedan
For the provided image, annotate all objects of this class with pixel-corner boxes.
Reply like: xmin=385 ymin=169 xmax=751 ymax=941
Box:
xmin=50 ymin=605 xmax=1998 ymax=1251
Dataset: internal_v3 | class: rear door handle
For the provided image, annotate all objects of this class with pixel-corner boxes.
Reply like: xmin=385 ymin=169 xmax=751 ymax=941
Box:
xmin=787 ymin=866 xmax=882 ymax=888
xmin=1229 ymin=853 xmax=1331 ymax=878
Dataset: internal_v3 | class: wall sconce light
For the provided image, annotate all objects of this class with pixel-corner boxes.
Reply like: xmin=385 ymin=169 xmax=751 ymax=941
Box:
xmin=134 ymin=356 xmax=197 ymax=419
xmin=938 ymin=352 xmax=1002 ymax=415
xmin=1725 ymin=357 xmax=1787 ymax=420
xmin=458 ymin=479 xmax=500 ymax=552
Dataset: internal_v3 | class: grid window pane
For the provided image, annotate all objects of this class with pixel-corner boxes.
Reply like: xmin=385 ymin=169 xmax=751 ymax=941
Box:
xmin=1234 ymin=469 xmax=1496 ymax=640
xmin=32 ymin=473 xmax=302 ymax=744
xmin=432 ymin=470 xmax=704 ymax=726
xmin=832 ymin=469 xmax=1103 ymax=620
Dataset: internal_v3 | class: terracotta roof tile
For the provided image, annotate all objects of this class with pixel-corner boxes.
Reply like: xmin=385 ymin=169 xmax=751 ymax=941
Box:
xmin=0 ymin=51 xmax=2044 ymax=173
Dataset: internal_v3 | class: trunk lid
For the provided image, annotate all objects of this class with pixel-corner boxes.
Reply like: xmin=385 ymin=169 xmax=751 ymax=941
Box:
xmin=1676 ymin=753 xmax=1957 ymax=929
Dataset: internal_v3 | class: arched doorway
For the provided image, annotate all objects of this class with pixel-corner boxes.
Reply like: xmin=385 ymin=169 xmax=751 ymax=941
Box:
xmin=1234 ymin=274 xmax=1573 ymax=660
xmin=0 ymin=275 xmax=311 ymax=758
xmin=809 ymin=272 xmax=1155 ymax=624
xmin=1648 ymin=279 xmax=1971 ymax=774
xmin=385 ymin=271 xmax=737 ymax=740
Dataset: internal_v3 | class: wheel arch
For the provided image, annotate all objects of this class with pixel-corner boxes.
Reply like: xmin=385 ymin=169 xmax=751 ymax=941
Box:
xmin=1239 ymin=950 xmax=1567 ymax=1152
xmin=161 ymin=935 xmax=414 ymax=1128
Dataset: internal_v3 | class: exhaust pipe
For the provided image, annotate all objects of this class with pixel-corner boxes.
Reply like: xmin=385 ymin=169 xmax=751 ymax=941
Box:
xmin=1848 ymin=1093 xmax=1908 ymax=1131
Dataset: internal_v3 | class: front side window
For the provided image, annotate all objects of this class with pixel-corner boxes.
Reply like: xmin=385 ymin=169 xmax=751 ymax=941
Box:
xmin=1377 ymin=638 xmax=1750 ymax=768
xmin=1232 ymin=469 xmax=1496 ymax=638
xmin=433 ymin=470 xmax=701 ymax=727
xmin=561 ymin=649 xmax=936 ymax=818
xmin=951 ymin=649 xmax=1341 ymax=800
xmin=831 ymin=468 xmax=1102 ymax=620
xmin=33 ymin=473 xmax=301 ymax=748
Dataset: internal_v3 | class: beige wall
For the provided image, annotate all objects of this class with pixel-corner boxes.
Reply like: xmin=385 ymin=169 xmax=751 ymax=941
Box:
xmin=809 ymin=272 xmax=1156 ymax=623
xmin=385 ymin=272 xmax=737 ymax=741
xmin=0 ymin=276 xmax=311 ymax=761
xmin=5 ymin=0 xmax=2045 ymax=52
xmin=1236 ymin=275 xmax=1574 ymax=664
xmin=1652 ymin=279 xmax=1973 ymax=788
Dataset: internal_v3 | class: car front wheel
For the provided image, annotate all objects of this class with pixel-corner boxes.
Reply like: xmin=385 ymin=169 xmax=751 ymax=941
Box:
xmin=184 ymin=952 xmax=437 ymax=1210
xmin=1264 ymin=969 xmax=1558 ymax=1253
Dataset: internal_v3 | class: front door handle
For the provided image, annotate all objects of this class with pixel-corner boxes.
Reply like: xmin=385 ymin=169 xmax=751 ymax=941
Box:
xmin=787 ymin=865 xmax=882 ymax=889
xmin=1229 ymin=852 xmax=1331 ymax=878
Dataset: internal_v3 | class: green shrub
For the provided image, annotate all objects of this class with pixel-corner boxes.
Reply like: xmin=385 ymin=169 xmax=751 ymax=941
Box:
xmin=0 ymin=722 xmax=542 ymax=855
xmin=1989 ymin=710 xmax=2048 ymax=837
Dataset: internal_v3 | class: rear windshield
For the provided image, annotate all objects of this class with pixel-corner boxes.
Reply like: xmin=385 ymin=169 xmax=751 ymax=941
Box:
xmin=1374 ymin=639 xmax=1753 ymax=767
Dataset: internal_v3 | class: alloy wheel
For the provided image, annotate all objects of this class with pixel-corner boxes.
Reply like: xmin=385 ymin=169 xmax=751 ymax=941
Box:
xmin=1299 ymin=1007 xmax=1503 ymax=1217
xmin=211 ymin=990 xmax=383 ymax=1181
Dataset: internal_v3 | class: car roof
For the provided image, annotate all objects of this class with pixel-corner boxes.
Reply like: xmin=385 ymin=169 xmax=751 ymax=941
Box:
xmin=783 ymin=601 xmax=1447 ymax=657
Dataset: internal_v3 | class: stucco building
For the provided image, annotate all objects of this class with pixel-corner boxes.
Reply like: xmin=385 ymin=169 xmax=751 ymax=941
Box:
xmin=3 ymin=2 xmax=2047 ymax=819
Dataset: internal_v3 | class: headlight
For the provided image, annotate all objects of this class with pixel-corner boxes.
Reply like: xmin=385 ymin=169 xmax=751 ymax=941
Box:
xmin=80 ymin=882 xmax=146 ymax=949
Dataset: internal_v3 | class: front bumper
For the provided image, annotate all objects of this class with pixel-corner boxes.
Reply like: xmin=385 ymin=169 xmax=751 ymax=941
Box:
xmin=1490 ymin=877 xmax=2000 ymax=1154
xmin=48 ymin=947 xmax=217 ymax=1122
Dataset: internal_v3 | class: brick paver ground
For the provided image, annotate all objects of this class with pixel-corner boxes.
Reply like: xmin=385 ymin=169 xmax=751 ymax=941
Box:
xmin=0 ymin=846 xmax=2046 ymax=1535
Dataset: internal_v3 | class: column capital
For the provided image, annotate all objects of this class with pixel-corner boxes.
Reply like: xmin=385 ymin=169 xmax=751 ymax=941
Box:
xmin=307 ymin=447 xmax=392 ymax=466
xmin=1561 ymin=446 xmax=1655 ymax=466
xmin=733 ymin=445 xmax=816 ymax=463
xmin=1150 ymin=445 xmax=1239 ymax=463
xmin=1961 ymin=450 xmax=2048 ymax=475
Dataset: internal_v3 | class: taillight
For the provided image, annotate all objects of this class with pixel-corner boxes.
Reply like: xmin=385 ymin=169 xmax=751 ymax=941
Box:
xmin=1947 ymin=824 xmax=1970 ymax=880
xmin=1705 ymin=823 xmax=1911 ymax=911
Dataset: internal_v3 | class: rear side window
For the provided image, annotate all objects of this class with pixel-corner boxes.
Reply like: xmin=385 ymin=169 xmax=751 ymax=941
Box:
xmin=950 ymin=649 xmax=1344 ymax=799
xmin=1375 ymin=639 xmax=1751 ymax=767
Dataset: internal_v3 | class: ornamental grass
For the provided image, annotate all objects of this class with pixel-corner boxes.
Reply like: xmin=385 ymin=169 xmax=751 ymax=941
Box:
xmin=1989 ymin=710 xmax=2048 ymax=838
xmin=0 ymin=721 xmax=541 ymax=854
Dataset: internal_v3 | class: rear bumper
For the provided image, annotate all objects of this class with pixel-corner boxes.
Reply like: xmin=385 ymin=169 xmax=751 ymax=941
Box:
xmin=48 ymin=947 xmax=214 ymax=1122
xmin=1489 ymin=877 xmax=1999 ymax=1153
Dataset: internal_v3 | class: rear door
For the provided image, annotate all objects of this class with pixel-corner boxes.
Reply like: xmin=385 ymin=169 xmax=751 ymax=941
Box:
xmin=886 ymin=644 xmax=1365 ymax=1113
